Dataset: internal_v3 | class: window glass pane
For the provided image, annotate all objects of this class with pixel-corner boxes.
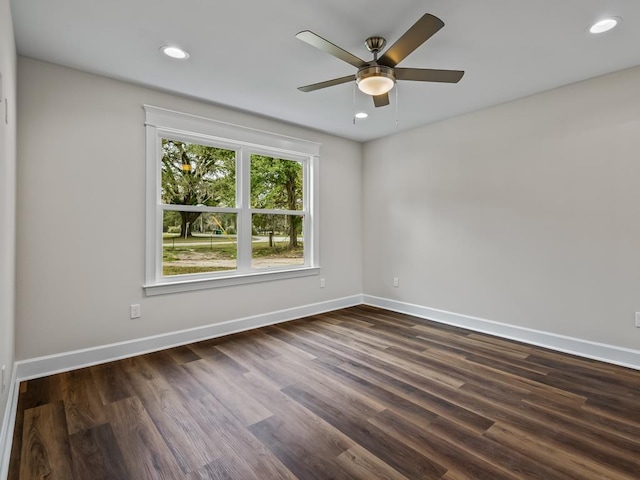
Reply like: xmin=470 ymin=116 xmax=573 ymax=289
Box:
xmin=252 ymin=213 xmax=304 ymax=269
xmin=163 ymin=211 xmax=237 ymax=276
xmin=162 ymin=139 xmax=236 ymax=207
xmin=250 ymin=155 xmax=302 ymax=210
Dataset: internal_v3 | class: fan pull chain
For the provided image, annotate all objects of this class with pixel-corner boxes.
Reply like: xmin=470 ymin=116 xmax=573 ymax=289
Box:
xmin=395 ymin=84 xmax=399 ymax=128
xmin=352 ymin=83 xmax=356 ymax=125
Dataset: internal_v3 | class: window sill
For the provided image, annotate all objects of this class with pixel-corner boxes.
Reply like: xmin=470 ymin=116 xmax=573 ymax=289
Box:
xmin=144 ymin=266 xmax=320 ymax=296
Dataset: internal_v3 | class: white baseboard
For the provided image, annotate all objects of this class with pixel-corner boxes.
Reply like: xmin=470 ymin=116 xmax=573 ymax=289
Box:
xmin=15 ymin=294 xmax=363 ymax=381
xmin=0 ymin=363 xmax=18 ymax=480
xmin=363 ymin=295 xmax=640 ymax=371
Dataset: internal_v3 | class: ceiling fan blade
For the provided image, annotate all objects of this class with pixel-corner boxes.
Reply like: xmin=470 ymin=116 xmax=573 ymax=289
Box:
xmin=298 ymin=75 xmax=356 ymax=93
xmin=373 ymin=93 xmax=390 ymax=107
xmin=378 ymin=14 xmax=445 ymax=68
xmin=395 ymin=68 xmax=464 ymax=83
xmin=296 ymin=31 xmax=367 ymax=69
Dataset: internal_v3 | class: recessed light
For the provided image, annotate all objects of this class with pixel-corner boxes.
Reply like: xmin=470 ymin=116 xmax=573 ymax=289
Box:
xmin=589 ymin=17 xmax=620 ymax=34
xmin=355 ymin=112 xmax=368 ymax=119
xmin=161 ymin=45 xmax=190 ymax=59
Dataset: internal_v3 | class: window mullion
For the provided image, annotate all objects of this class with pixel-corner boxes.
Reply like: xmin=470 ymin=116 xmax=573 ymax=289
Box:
xmin=302 ymin=156 xmax=310 ymax=267
xmin=162 ymin=204 xmax=237 ymax=214
xmin=249 ymin=208 xmax=303 ymax=216
xmin=237 ymin=148 xmax=252 ymax=271
xmin=308 ymin=155 xmax=319 ymax=267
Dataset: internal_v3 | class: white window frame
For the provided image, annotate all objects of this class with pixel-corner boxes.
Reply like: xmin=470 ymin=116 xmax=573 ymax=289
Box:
xmin=143 ymin=105 xmax=320 ymax=296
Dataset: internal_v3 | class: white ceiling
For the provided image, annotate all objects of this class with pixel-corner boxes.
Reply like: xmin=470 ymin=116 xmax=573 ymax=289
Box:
xmin=10 ymin=0 xmax=640 ymax=142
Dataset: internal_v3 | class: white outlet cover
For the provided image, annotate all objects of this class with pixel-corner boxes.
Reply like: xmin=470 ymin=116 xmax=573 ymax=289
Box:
xmin=130 ymin=304 xmax=141 ymax=319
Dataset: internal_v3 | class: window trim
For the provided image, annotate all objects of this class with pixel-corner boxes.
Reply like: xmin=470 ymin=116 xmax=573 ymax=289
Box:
xmin=143 ymin=105 xmax=320 ymax=296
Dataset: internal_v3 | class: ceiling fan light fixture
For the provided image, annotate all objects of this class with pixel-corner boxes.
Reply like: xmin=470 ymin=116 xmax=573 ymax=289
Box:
xmin=356 ymin=65 xmax=396 ymax=96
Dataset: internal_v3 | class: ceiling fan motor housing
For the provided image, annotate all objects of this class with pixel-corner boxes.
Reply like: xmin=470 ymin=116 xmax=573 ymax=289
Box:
xmin=365 ymin=36 xmax=386 ymax=54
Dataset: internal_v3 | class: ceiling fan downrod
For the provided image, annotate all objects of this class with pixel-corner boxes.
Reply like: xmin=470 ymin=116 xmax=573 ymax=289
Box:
xmin=365 ymin=36 xmax=386 ymax=62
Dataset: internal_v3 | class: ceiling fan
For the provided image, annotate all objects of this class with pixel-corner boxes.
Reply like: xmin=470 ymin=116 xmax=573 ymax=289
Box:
xmin=296 ymin=13 xmax=464 ymax=107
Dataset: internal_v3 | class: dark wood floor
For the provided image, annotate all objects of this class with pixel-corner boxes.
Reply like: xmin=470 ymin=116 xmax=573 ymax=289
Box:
xmin=8 ymin=305 xmax=640 ymax=479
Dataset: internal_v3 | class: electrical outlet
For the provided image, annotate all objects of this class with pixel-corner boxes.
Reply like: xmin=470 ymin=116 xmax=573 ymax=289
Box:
xmin=636 ymin=312 xmax=640 ymax=328
xmin=130 ymin=304 xmax=141 ymax=319
xmin=320 ymin=278 xmax=325 ymax=288
xmin=393 ymin=277 xmax=399 ymax=287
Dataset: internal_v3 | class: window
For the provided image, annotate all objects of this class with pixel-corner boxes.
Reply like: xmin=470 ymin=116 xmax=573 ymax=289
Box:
xmin=144 ymin=106 xmax=320 ymax=295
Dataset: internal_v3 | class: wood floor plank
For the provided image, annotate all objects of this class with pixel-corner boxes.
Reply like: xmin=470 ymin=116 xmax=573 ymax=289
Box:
xmin=186 ymin=460 xmax=246 ymax=480
xmin=267 ymin=354 xmax=388 ymax=416
xmin=19 ymin=402 xmax=73 ymax=480
xmin=248 ymin=415 xmax=355 ymax=480
xmin=463 ymin=351 xmax=551 ymax=378
xmin=8 ymin=305 xmax=640 ymax=479
xmin=165 ymin=345 xmax=202 ymax=364
xmin=465 ymin=332 xmax=539 ymax=355
xmin=526 ymin=349 xmax=639 ymax=378
xmin=69 ymin=424 xmax=130 ymax=480
xmin=226 ymin=332 xmax=284 ymax=361
xmin=534 ymin=365 xmax=640 ymax=402
xmin=90 ymin=361 xmax=134 ymax=404
xmin=183 ymin=356 xmax=273 ymax=426
xmin=240 ymin=371 xmax=357 ymax=456
xmin=186 ymin=337 xmax=231 ymax=359
xmin=426 ymin=415 xmax=576 ymax=480
xmin=197 ymin=342 xmax=359 ymax=468
xmin=292 ymin=321 xmax=467 ymax=390
xmin=7 ymin=386 xmax=27 ymax=480
xmin=264 ymin=324 xmax=358 ymax=366
xmin=119 ymin=353 xmax=164 ymax=384
xmin=422 ymin=329 xmax=532 ymax=361
xmin=60 ymin=368 xmax=107 ymax=435
xmin=142 ymin=350 xmax=210 ymax=402
xmin=485 ymin=422 xmax=633 ymax=480
xmin=417 ymin=344 xmax=588 ymax=407
xmin=521 ymin=395 xmax=640 ymax=445
xmin=213 ymin=338 xmax=298 ymax=389
xmin=313 ymin=358 xmax=439 ymax=429
xmin=282 ymin=383 xmax=447 ymax=479
xmin=367 ymin=408 xmax=515 ymax=480
xmin=455 ymin=380 xmax=640 ymax=478
xmin=105 ymin=396 xmax=184 ymax=479
xmin=185 ymin=393 xmax=298 ymax=480
xmin=516 ymin=400 xmax=640 ymax=472
xmin=127 ymin=376 xmax=218 ymax=473
xmin=314 ymin=317 xmax=397 ymax=350
xmin=248 ymin=329 xmax=317 ymax=360
xmin=20 ymin=375 xmax=64 ymax=410
xmin=328 ymin=355 xmax=496 ymax=434
xmin=335 ymin=445 xmax=411 ymax=480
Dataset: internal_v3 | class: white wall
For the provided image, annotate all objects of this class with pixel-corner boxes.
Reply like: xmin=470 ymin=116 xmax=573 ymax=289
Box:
xmin=0 ymin=0 xmax=17 ymax=451
xmin=363 ymin=66 xmax=640 ymax=350
xmin=16 ymin=57 xmax=363 ymax=360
